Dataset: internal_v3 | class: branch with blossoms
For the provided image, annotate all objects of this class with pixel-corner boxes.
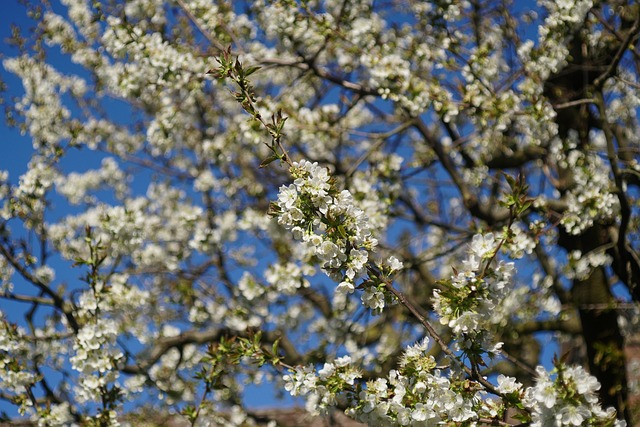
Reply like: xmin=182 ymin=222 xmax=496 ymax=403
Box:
xmin=211 ymin=51 xmax=628 ymax=427
xmin=267 ymin=160 xmax=624 ymax=426
xmin=69 ymin=228 xmax=125 ymax=426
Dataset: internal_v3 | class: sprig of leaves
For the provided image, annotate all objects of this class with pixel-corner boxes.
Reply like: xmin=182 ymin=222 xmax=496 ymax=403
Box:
xmin=211 ymin=47 xmax=291 ymax=168
xmin=501 ymin=173 xmax=533 ymax=218
xmin=184 ymin=331 xmax=283 ymax=426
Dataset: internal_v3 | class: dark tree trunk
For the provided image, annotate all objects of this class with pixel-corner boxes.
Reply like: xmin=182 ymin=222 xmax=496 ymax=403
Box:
xmin=560 ymin=226 xmax=630 ymax=421
xmin=543 ymin=3 xmax=640 ymax=420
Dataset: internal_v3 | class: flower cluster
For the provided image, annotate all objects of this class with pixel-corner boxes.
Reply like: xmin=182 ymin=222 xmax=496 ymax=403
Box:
xmin=69 ymin=317 xmax=123 ymax=404
xmin=559 ymin=144 xmax=620 ymax=235
xmin=284 ymin=320 xmax=627 ymax=426
xmin=350 ymin=338 xmax=480 ymax=425
xmin=264 ymin=261 xmax=313 ymax=295
xmin=284 ymin=338 xmax=484 ymax=426
xmin=284 ymin=355 xmax=361 ymax=415
xmin=502 ymin=223 xmax=539 ymax=260
xmin=55 ymin=157 xmax=127 ymax=205
xmin=33 ymin=402 xmax=74 ymax=427
xmin=0 ymin=317 xmax=37 ymax=415
xmin=565 ymin=249 xmax=613 ymax=281
xmin=521 ymin=0 xmax=594 ymax=81
xmin=522 ymin=365 xmax=626 ymax=426
xmin=272 ymin=160 xmax=378 ymax=292
xmin=432 ymin=233 xmax=513 ymax=355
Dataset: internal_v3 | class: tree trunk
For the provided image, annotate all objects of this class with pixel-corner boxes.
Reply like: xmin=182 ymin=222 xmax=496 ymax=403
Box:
xmin=543 ymin=2 xmax=639 ymax=419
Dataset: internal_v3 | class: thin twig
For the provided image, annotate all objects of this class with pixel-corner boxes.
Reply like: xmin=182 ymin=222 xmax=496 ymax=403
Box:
xmin=378 ymin=276 xmax=504 ymax=397
xmin=346 ymin=119 xmax=415 ymax=176
xmin=552 ymin=98 xmax=595 ymax=109
xmin=175 ymin=0 xmax=226 ymax=53
xmin=593 ymin=11 xmax=640 ymax=89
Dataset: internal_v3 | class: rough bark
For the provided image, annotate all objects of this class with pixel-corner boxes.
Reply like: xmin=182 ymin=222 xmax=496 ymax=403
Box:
xmin=543 ymin=3 xmax=640 ymax=420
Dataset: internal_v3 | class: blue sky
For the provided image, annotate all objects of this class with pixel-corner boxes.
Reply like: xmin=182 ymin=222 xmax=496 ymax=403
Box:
xmin=1 ymin=2 xmax=34 ymax=177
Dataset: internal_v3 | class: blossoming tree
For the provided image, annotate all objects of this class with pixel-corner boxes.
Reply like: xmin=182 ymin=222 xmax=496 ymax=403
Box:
xmin=1 ymin=0 xmax=639 ymax=425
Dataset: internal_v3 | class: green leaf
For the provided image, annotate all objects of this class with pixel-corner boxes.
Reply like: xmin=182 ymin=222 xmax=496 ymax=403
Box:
xmin=260 ymin=154 xmax=280 ymax=168
xmin=245 ymin=66 xmax=261 ymax=76
xmin=181 ymin=405 xmax=197 ymax=421
xmin=504 ymin=173 xmax=516 ymax=190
